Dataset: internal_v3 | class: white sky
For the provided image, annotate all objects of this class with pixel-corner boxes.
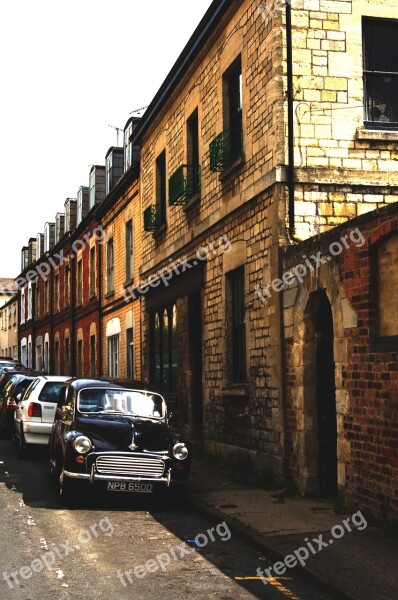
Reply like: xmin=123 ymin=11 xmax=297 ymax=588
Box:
xmin=0 ymin=0 xmax=214 ymax=277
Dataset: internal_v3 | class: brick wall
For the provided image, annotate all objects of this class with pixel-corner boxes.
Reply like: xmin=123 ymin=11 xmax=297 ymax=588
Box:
xmin=282 ymin=203 xmax=398 ymax=516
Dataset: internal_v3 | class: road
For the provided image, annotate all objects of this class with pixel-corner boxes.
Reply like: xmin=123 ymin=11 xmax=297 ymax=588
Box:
xmin=0 ymin=439 xmax=335 ymax=600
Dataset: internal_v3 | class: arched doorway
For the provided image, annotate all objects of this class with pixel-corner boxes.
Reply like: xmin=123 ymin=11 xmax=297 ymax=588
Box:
xmin=315 ymin=291 xmax=337 ymax=497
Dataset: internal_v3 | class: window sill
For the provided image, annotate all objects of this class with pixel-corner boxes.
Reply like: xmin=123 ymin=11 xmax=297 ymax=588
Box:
xmin=183 ymin=192 xmax=201 ymax=212
xmin=218 ymin=154 xmax=244 ymax=181
xmin=89 ymin=294 xmax=97 ymax=301
xmin=221 ymin=383 xmax=249 ymax=397
xmin=356 ymin=127 xmax=398 ymax=141
xmin=153 ymin=223 xmax=167 ymax=238
xmin=75 ymin=302 xmax=82 ymax=308
xmin=123 ymin=278 xmax=134 ymax=288
xmin=104 ymin=291 xmax=115 ymax=299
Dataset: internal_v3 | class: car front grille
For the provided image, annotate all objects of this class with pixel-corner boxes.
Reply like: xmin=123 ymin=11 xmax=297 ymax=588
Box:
xmin=95 ymin=454 xmax=165 ymax=478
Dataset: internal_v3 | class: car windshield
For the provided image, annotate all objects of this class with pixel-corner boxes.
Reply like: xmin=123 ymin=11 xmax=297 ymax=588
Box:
xmin=77 ymin=388 xmax=165 ymax=419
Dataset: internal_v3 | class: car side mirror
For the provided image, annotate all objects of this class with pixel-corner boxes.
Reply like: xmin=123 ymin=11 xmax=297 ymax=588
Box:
xmin=16 ymin=393 xmax=22 ymax=402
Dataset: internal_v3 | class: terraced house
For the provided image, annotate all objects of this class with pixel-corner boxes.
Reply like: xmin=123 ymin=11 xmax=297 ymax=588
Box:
xmin=97 ymin=117 xmax=142 ymax=380
xmin=131 ymin=0 xmax=398 ymax=517
xmin=16 ymin=0 xmax=398 ymax=518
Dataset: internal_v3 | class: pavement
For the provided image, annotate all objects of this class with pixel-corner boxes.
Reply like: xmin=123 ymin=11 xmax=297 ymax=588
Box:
xmin=189 ymin=453 xmax=398 ymax=600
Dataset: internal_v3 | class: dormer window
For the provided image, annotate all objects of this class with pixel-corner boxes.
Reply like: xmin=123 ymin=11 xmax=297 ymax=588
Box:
xmin=105 ymin=148 xmax=124 ymax=195
xmin=123 ymin=117 xmax=141 ymax=174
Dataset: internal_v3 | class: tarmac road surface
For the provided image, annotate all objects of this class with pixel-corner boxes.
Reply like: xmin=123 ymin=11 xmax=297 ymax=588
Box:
xmin=0 ymin=439 xmax=335 ymax=600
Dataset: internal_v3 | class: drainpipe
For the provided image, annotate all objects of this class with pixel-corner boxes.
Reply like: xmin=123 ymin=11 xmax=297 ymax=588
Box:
xmin=98 ymin=236 xmax=103 ymax=377
xmin=286 ymin=0 xmax=296 ymax=241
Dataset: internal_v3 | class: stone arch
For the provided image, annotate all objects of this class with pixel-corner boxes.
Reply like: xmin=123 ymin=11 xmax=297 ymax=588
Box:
xmin=290 ymin=267 xmax=349 ymax=496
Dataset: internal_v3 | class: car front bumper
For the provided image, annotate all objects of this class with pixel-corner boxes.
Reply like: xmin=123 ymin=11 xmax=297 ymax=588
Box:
xmin=62 ymin=469 xmax=176 ymax=486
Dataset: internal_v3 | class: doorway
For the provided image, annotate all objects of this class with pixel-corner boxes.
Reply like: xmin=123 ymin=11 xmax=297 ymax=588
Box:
xmin=315 ymin=291 xmax=337 ymax=497
xmin=188 ymin=291 xmax=203 ymax=437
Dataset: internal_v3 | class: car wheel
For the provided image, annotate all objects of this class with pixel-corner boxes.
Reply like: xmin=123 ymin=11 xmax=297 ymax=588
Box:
xmin=59 ymin=472 xmax=81 ymax=507
xmin=11 ymin=423 xmax=17 ymax=446
xmin=17 ymin=425 xmax=27 ymax=459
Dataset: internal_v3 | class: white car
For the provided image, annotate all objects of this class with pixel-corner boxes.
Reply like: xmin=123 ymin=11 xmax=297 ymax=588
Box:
xmin=13 ymin=376 xmax=70 ymax=458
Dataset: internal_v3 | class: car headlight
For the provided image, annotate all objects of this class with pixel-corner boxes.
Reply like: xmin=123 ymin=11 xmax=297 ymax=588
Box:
xmin=73 ymin=436 xmax=92 ymax=454
xmin=172 ymin=442 xmax=188 ymax=461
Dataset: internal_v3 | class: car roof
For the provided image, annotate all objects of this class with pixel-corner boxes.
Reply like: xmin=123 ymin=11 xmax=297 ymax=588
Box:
xmin=65 ymin=378 xmax=161 ymax=394
xmin=32 ymin=375 xmax=72 ymax=382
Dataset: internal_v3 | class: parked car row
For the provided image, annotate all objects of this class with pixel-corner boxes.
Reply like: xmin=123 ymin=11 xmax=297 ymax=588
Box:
xmin=1 ymin=372 xmax=191 ymax=505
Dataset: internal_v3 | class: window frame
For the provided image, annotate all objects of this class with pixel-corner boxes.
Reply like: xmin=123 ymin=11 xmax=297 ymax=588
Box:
xmin=76 ymin=259 xmax=83 ymax=306
xmin=125 ymin=219 xmax=134 ymax=283
xmin=363 ymin=18 xmax=398 ymax=129
xmin=106 ymin=237 xmax=115 ymax=294
xmin=108 ymin=334 xmax=119 ymax=378
xmin=89 ymin=246 xmax=96 ymax=298
xmin=226 ymin=266 xmax=247 ymax=383
xmin=156 ymin=150 xmax=167 ymax=229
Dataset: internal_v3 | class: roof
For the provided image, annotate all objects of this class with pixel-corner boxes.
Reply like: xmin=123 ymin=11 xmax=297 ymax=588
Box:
xmin=131 ymin=0 xmax=233 ymax=144
xmin=0 ymin=279 xmax=17 ymax=293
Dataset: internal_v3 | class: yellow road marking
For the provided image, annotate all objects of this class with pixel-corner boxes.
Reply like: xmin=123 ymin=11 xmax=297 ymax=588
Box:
xmin=234 ymin=576 xmax=302 ymax=600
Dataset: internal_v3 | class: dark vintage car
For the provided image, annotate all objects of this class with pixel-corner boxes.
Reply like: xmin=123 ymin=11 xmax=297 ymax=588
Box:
xmin=49 ymin=379 xmax=190 ymax=503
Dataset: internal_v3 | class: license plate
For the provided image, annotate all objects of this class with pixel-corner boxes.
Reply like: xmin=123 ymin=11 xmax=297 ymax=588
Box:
xmin=106 ymin=482 xmax=153 ymax=493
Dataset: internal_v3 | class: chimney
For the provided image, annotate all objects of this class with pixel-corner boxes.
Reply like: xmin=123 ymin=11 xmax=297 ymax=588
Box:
xmin=105 ymin=147 xmax=124 ymax=195
xmin=36 ymin=233 xmax=44 ymax=258
xmin=44 ymin=222 xmax=55 ymax=253
xmin=123 ymin=117 xmax=141 ymax=172
xmin=89 ymin=166 xmax=106 ymax=209
xmin=21 ymin=246 xmax=29 ymax=272
xmin=64 ymin=198 xmax=77 ymax=232
xmin=76 ymin=186 xmax=90 ymax=226
xmin=55 ymin=213 xmax=65 ymax=243
xmin=28 ymin=238 xmax=37 ymax=265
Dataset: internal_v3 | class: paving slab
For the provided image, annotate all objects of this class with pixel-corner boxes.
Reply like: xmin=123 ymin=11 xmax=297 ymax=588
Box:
xmin=189 ymin=455 xmax=398 ymax=600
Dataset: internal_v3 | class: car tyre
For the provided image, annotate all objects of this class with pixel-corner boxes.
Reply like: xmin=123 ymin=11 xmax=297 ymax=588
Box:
xmin=11 ymin=423 xmax=17 ymax=446
xmin=59 ymin=473 xmax=82 ymax=507
xmin=17 ymin=425 xmax=27 ymax=459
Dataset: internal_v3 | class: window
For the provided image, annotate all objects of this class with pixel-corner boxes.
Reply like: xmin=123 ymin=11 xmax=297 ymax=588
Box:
xmin=89 ymin=246 xmax=96 ymax=297
xmin=210 ymin=56 xmax=243 ymax=172
xmin=224 ymin=55 xmax=242 ymax=132
xmin=54 ymin=340 xmax=60 ymax=374
xmin=186 ymin=108 xmax=201 ymax=197
xmin=90 ymin=335 xmax=96 ymax=377
xmin=156 ymin=150 xmax=167 ymax=228
xmin=27 ymin=286 xmax=32 ymax=320
xmin=65 ymin=265 xmax=71 ymax=307
xmin=226 ymin=267 xmax=246 ymax=383
xmin=125 ymin=220 xmax=134 ymax=282
xmin=107 ymin=238 xmax=114 ymax=293
xmin=36 ymin=344 xmax=43 ymax=371
xmin=64 ymin=338 xmax=70 ymax=374
xmin=20 ymin=290 xmax=25 ymax=324
xmin=44 ymin=340 xmax=49 ymax=373
xmin=44 ymin=281 xmax=49 ymax=314
xmin=126 ymin=327 xmax=134 ymax=379
xmin=378 ymin=235 xmax=398 ymax=337
xmin=77 ymin=340 xmax=83 ymax=378
xmin=108 ymin=334 xmax=119 ymax=377
xmin=363 ymin=19 xmax=398 ymax=128
xmin=35 ymin=284 xmax=40 ymax=319
xmin=54 ymin=274 xmax=60 ymax=312
xmin=77 ymin=260 xmax=83 ymax=305
xmin=151 ymin=304 xmax=177 ymax=397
